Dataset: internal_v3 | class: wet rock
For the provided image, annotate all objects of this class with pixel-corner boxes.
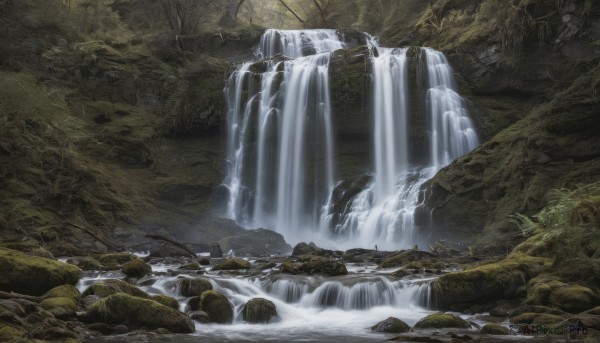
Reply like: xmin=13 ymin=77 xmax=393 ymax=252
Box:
xmin=210 ymin=244 xmax=223 ymax=258
xmin=152 ymin=295 xmax=180 ymax=310
xmin=0 ymin=247 xmax=81 ymax=296
xmin=413 ymin=312 xmax=470 ymax=329
xmin=219 ymin=228 xmax=291 ymax=257
xmin=243 ymin=298 xmax=277 ymax=324
xmin=281 ymin=255 xmax=348 ymax=276
xmin=0 ymin=324 xmax=26 ymax=340
xmin=199 ymin=258 xmax=211 ymax=265
xmin=66 ymin=256 xmax=103 ymax=270
xmin=371 ymin=317 xmax=411 ymax=333
xmin=82 ymin=279 xmax=148 ymax=298
xmin=199 ymin=290 xmax=233 ymax=324
xmin=0 ymin=300 xmax=27 ymax=317
xmin=97 ymin=253 xmax=137 ymax=266
xmin=212 ymin=258 xmax=251 ymax=271
xmin=42 ymin=284 xmax=81 ymax=303
xmin=87 ymin=293 xmax=194 ymax=333
xmin=39 ymin=297 xmax=77 ymax=319
xmin=480 ymin=323 xmax=510 ymax=335
xmin=186 ymin=296 xmax=200 ymax=311
xmin=86 ymin=322 xmax=129 ymax=335
xmin=378 ymin=249 xmax=437 ymax=268
xmin=178 ymin=278 xmax=213 ymax=297
xmin=292 ymin=242 xmax=326 ymax=256
xmin=82 ymin=295 xmax=101 ymax=310
xmin=121 ymin=258 xmax=152 ymax=278
xmin=189 ymin=310 xmax=210 ymax=323
xmin=509 ymin=312 xmax=565 ymax=325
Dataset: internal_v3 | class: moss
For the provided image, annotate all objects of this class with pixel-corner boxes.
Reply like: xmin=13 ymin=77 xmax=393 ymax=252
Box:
xmin=152 ymin=295 xmax=180 ymax=310
xmin=550 ymin=285 xmax=599 ymax=313
xmin=43 ymin=284 xmax=81 ymax=303
xmin=379 ymin=250 xmax=438 ymax=269
xmin=0 ymin=247 xmax=81 ymax=296
xmin=371 ymin=317 xmax=411 ymax=333
xmin=82 ymin=279 xmax=148 ymax=299
xmin=179 ymin=263 xmax=201 ymax=270
xmin=98 ymin=253 xmax=137 ymax=266
xmin=0 ymin=324 xmax=26 ymax=340
xmin=121 ymin=258 xmax=151 ymax=278
xmin=199 ymin=290 xmax=233 ymax=324
xmin=88 ymin=293 xmax=194 ymax=333
xmin=510 ymin=312 xmax=565 ymax=325
xmin=212 ymin=258 xmax=251 ymax=271
xmin=66 ymin=256 xmax=102 ymax=271
xmin=480 ymin=324 xmax=510 ymax=335
xmin=414 ymin=312 xmax=470 ymax=329
xmin=242 ymin=298 xmax=277 ymax=324
xmin=431 ymin=253 xmax=549 ymax=310
xmin=178 ymin=278 xmax=213 ymax=297
xmin=39 ymin=296 xmax=78 ymax=319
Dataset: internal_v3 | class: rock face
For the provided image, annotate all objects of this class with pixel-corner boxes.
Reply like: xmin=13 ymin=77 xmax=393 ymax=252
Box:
xmin=212 ymin=258 xmax=251 ymax=271
xmin=371 ymin=317 xmax=411 ymax=333
xmin=87 ymin=293 xmax=194 ymax=333
xmin=414 ymin=313 xmax=470 ymax=329
xmin=242 ymin=298 xmax=277 ymax=324
xmin=0 ymin=248 xmax=81 ymax=296
xmin=199 ymin=291 xmax=233 ymax=324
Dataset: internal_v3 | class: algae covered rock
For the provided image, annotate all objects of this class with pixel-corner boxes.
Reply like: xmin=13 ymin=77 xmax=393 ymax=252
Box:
xmin=82 ymin=279 xmax=148 ymax=298
xmin=178 ymin=277 xmax=213 ymax=297
xmin=121 ymin=258 xmax=152 ymax=278
xmin=549 ymin=284 xmax=599 ymax=313
xmin=281 ymin=256 xmax=348 ymax=276
xmin=199 ymin=290 xmax=233 ymax=324
xmin=212 ymin=258 xmax=251 ymax=271
xmin=152 ymin=295 xmax=180 ymax=310
xmin=242 ymin=298 xmax=277 ymax=324
xmin=87 ymin=293 xmax=194 ymax=333
xmin=0 ymin=247 xmax=81 ymax=296
xmin=98 ymin=253 xmax=137 ymax=266
xmin=413 ymin=312 xmax=470 ymax=329
xmin=480 ymin=323 xmax=510 ymax=335
xmin=39 ymin=297 xmax=78 ymax=319
xmin=42 ymin=284 xmax=81 ymax=303
xmin=371 ymin=317 xmax=411 ymax=333
xmin=66 ymin=256 xmax=102 ymax=271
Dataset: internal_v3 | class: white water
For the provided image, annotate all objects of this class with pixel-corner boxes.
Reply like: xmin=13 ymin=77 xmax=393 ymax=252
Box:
xmin=222 ymin=30 xmax=479 ymax=250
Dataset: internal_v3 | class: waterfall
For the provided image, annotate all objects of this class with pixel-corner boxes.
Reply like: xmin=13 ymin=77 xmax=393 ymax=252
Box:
xmin=223 ymin=29 xmax=341 ymax=241
xmin=222 ymin=29 xmax=478 ymax=249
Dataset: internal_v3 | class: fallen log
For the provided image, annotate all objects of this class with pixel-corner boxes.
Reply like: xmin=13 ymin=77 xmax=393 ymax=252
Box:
xmin=145 ymin=234 xmax=196 ymax=258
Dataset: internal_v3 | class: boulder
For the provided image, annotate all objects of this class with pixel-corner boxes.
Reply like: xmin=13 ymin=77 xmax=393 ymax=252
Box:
xmin=121 ymin=258 xmax=152 ymax=278
xmin=549 ymin=284 xmax=599 ymax=313
xmin=480 ymin=324 xmax=510 ymax=335
xmin=151 ymin=295 xmax=180 ymax=310
xmin=66 ymin=256 xmax=102 ymax=271
xmin=292 ymin=242 xmax=324 ymax=256
xmin=281 ymin=255 xmax=348 ymax=276
xmin=378 ymin=249 xmax=438 ymax=269
xmin=413 ymin=313 xmax=470 ymax=329
xmin=242 ymin=298 xmax=277 ymax=324
xmin=42 ymin=285 xmax=81 ymax=303
xmin=189 ymin=310 xmax=210 ymax=323
xmin=39 ymin=297 xmax=77 ymax=319
xmin=210 ymin=244 xmax=223 ymax=258
xmin=0 ymin=247 xmax=81 ymax=296
xmin=371 ymin=317 xmax=411 ymax=333
xmin=219 ymin=229 xmax=291 ymax=256
xmin=97 ymin=253 xmax=137 ymax=266
xmin=82 ymin=295 xmax=101 ymax=310
xmin=82 ymin=279 xmax=148 ymax=298
xmin=87 ymin=293 xmax=194 ymax=333
xmin=178 ymin=278 xmax=213 ymax=297
xmin=212 ymin=258 xmax=251 ymax=271
xmin=199 ymin=290 xmax=233 ymax=324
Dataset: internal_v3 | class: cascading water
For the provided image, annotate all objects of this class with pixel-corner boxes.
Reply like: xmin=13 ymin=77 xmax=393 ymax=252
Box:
xmin=223 ymin=29 xmax=340 ymax=242
xmin=222 ymin=29 xmax=478 ymax=250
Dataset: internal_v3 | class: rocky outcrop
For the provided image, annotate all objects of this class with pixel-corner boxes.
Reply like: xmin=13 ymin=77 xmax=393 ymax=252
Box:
xmin=0 ymin=248 xmax=81 ymax=296
xmin=242 ymin=298 xmax=278 ymax=324
xmin=87 ymin=293 xmax=194 ymax=333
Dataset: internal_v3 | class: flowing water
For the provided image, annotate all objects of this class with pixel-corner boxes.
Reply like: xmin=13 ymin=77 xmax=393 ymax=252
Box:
xmin=222 ymin=29 xmax=479 ymax=251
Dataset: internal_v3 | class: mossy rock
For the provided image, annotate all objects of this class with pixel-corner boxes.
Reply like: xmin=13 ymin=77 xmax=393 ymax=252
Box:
xmin=0 ymin=324 xmax=26 ymax=340
xmin=199 ymin=290 xmax=233 ymax=324
xmin=121 ymin=258 xmax=152 ymax=278
xmin=98 ymin=253 xmax=137 ymax=266
xmin=480 ymin=324 xmax=510 ymax=335
xmin=549 ymin=284 xmax=599 ymax=313
xmin=379 ymin=250 xmax=437 ymax=269
xmin=280 ymin=261 xmax=303 ymax=274
xmin=242 ymin=298 xmax=277 ymax=324
xmin=189 ymin=310 xmax=210 ymax=323
xmin=39 ymin=296 xmax=78 ymax=319
xmin=413 ymin=312 xmax=470 ymax=329
xmin=371 ymin=317 xmax=411 ymax=333
xmin=88 ymin=293 xmax=194 ymax=333
xmin=300 ymin=256 xmax=348 ymax=276
xmin=152 ymin=295 xmax=179 ymax=310
xmin=43 ymin=284 xmax=81 ymax=303
xmin=198 ymin=258 xmax=211 ymax=266
xmin=82 ymin=279 xmax=148 ymax=298
xmin=212 ymin=258 xmax=251 ymax=271
xmin=431 ymin=253 xmax=548 ymax=310
xmin=0 ymin=247 xmax=81 ymax=296
xmin=178 ymin=278 xmax=212 ymax=297
xmin=66 ymin=256 xmax=102 ymax=271
xmin=179 ymin=262 xmax=201 ymax=270
xmin=510 ymin=312 xmax=564 ymax=325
